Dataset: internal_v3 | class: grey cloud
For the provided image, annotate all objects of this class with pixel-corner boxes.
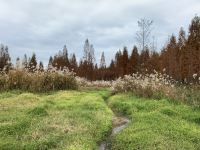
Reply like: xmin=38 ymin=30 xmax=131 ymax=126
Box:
xmin=0 ymin=0 xmax=199 ymax=66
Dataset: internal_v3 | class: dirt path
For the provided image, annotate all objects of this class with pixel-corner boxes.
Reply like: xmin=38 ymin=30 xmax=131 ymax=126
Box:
xmin=99 ymin=94 xmax=130 ymax=150
xmin=99 ymin=117 xmax=130 ymax=150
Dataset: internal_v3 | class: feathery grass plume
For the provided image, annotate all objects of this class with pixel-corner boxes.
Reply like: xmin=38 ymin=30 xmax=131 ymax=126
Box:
xmin=76 ymin=77 xmax=112 ymax=88
xmin=112 ymin=72 xmax=200 ymax=106
xmin=0 ymin=67 xmax=77 ymax=92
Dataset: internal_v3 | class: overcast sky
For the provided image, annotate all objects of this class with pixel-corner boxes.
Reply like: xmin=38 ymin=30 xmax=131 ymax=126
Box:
xmin=0 ymin=0 xmax=199 ymax=66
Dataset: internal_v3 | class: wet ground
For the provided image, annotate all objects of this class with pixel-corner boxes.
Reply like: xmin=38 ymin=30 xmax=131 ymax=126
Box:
xmin=99 ymin=117 xmax=130 ymax=150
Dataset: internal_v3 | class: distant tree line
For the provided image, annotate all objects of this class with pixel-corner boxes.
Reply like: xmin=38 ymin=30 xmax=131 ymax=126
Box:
xmin=0 ymin=44 xmax=11 ymax=72
xmin=0 ymin=16 xmax=199 ymax=83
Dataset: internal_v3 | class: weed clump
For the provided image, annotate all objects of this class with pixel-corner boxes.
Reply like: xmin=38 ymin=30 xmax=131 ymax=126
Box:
xmin=160 ymin=108 xmax=177 ymax=116
xmin=28 ymin=107 xmax=48 ymax=117
xmin=193 ymin=117 xmax=200 ymax=124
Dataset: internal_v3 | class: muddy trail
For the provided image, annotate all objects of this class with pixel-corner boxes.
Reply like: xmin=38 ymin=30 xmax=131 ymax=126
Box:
xmin=99 ymin=117 xmax=130 ymax=150
xmin=99 ymin=94 xmax=130 ymax=150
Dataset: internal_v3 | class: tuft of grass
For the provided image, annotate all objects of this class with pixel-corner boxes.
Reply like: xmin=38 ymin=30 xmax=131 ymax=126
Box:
xmin=0 ymin=118 xmax=31 ymax=136
xmin=28 ymin=107 xmax=48 ymax=117
xmin=160 ymin=107 xmax=178 ymax=116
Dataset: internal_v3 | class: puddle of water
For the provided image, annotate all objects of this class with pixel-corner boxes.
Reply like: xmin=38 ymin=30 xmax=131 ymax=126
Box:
xmin=112 ymin=118 xmax=129 ymax=135
xmin=99 ymin=117 xmax=130 ymax=150
xmin=99 ymin=142 xmax=107 ymax=150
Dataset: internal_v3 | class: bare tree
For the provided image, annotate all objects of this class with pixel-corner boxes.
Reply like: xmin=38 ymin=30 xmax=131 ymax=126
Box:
xmin=16 ymin=57 xmax=21 ymax=69
xmin=100 ymin=52 xmax=106 ymax=68
xmin=48 ymin=56 xmax=53 ymax=70
xmin=83 ymin=39 xmax=95 ymax=64
xmin=22 ymin=54 xmax=28 ymax=70
xmin=89 ymin=44 xmax=95 ymax=64
xmin=136 ymin=18 xmax=153 ymax=51
xmin=0 ymin=44 xmax=11 ymax=71
xmin=83 ymin=39 xmax=90 ymax=62
xmin=151 ymin=36 xmax=157 ymax=52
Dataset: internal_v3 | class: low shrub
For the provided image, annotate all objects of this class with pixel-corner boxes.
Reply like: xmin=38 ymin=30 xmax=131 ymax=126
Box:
xmin=112 ymin=72 xmax=175 ymax=97
xmin=111 ymin=72 xmax=200 ymax=106
xmin=0 ymin=68 xmax=78 ymax=92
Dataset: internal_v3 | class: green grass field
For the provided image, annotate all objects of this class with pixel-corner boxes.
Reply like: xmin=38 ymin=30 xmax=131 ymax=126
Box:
xmin=0 ymin=90 xmax=113 ymax=150
xmin=0 ymin=89 xmax=200 ymax=150
xmin=108 ymin=94 xmax=200 ymax=150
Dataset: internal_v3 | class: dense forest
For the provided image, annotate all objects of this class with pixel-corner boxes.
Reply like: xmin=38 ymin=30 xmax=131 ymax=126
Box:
xmin=0 ymin=16 xmax=200 ymax=83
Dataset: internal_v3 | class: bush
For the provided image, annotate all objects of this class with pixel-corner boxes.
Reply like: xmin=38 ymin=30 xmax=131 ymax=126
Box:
xmin=111 ymin=72 xmax=200 ymax=106
xmin=0 ymin=68 xmax=78 ymax=92
xmin=112 ymin=72 xmax=175 ymax=97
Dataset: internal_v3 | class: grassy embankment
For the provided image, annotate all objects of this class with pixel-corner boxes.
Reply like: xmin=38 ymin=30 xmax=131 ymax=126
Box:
xmin=0 ymin=89 xmax=200 ymax=150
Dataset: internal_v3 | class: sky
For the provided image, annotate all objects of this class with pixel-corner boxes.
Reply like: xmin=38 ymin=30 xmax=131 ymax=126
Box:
xmin=0 ymin=0 xmax=199 ymax=66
